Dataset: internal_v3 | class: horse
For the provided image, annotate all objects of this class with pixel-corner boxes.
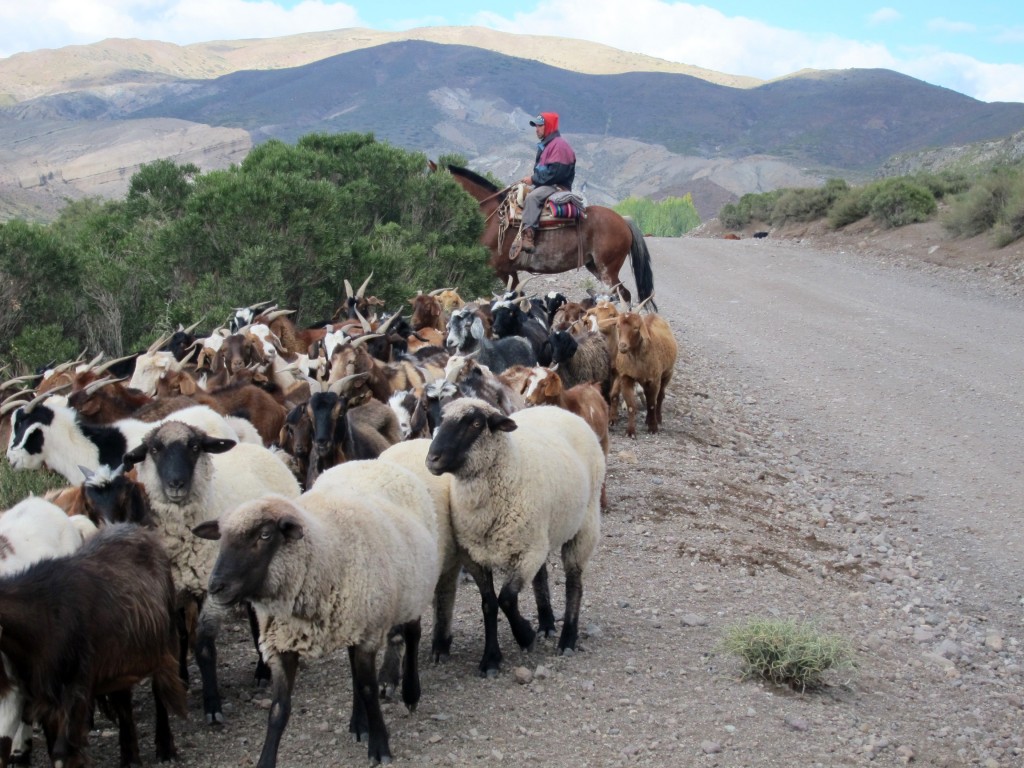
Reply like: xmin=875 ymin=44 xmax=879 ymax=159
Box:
xmin=439 ymin=164 xmax=656 ymax=309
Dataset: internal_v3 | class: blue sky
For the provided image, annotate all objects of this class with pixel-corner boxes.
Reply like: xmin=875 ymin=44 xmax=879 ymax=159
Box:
xmin=1 ymin=1 xmax=1022 ymax=102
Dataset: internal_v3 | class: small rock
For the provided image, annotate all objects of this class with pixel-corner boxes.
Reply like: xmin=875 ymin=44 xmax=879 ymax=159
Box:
xmin=896 ymin=744 xmax=915 ymax=763
xmin=784 ymin=715 xmax=809 ymax=732
xmin=513 ymin=666 xmax=534 ymax=685
xmin=618 ymin=450 xmax=638 ymax=464
xmin=913 ymin=627 xmax=935 ymax=643
xmin=700 ymin=740 xmax=722 ymax=754
xmin=680 ymin=613 xmax=708 ymax=627
xmin=986 ymin=634 xmax=1004 ymax=652
xmin=692 ymin=583 xmax=709 ymax=593
xmin=935 ymin=639 xmax=959 ymax=659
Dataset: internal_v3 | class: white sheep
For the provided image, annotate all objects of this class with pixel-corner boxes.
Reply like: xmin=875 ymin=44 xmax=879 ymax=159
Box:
xmin=376 ymin=438 xmax=464 ymax=692
xmin=193 ymin=458 xmax=440 ymax=767
xmin=426 ymin=398 xmax=604 ymax=676
xmin=123 ymin=420 xmax=301 ymax=725
xmin=6 ymin=397 xmax=256 ymax=484
xmin=0 ymin=497 xmax=98 ymax=763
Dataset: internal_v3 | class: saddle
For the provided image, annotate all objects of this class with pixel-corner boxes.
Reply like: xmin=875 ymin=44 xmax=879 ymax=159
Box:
xmin=505 ymin=183 xmax=588 ymax=228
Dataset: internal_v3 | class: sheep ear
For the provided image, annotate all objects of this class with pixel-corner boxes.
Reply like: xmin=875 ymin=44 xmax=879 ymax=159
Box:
xmin=123 ymin=443 xmax=147 ymax=471
xmin=192 ymin=520 xmax=221 ymax=541
xmin=487 ymin=412 xmax=517 ymax=433
xmin=202 ymin=437 xmax=237 ymax=454
xmin=280 ymin=516 xmax=304 ymax=540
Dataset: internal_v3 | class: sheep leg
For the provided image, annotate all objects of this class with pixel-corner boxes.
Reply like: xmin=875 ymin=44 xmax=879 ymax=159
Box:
xmin=195 ymin=603 xmax=224 ymax=725
xmin=377 ymin=627 xmax=404 ymax=699
xmin=257 ymin=650 xmax=298 ymax=768
xmin=532 ymin=565 xmax=557 ymax=637
xmin=0 ymin=680 xmax=31 ymax=765
xmin=400 ymin=618 xmax=422 ymax=712
xmin=431 ymin=563 xmax=461 ymax=662
xmin=349 ymin=646 xmax=392 ymax=764
xmin=559 ymin=563 xmax=585 ymax=654
xmin=498 ymin=575 xmax=537 ymax=652
xmin=246 ymin=603 xmax=272 ymax=687
xmin=107 ymin=689 xmax=143 ymax=767
xmin=174 ymin=607 xmax=190 ymax=685
xmin=463 ymin=563 xmax=503 ymax=676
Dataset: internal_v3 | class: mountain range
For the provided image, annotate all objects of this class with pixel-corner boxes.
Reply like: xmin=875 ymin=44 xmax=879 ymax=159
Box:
xmin=2 ymin=26 xmax=1023 ymax=223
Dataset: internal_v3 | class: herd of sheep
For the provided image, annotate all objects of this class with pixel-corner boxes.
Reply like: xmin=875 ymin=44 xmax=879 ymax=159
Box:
xmin=0 ymin=280 xmax=677 ymax=766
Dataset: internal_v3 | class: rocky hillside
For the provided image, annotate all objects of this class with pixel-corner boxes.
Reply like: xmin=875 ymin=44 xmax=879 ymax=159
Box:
xmin=2 ymin=29 xmax=1023 ymax=223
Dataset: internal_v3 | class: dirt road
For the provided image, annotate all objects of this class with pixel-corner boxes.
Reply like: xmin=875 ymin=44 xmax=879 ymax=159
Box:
xmin=652 ymin=236 xmax=1024 ymax=620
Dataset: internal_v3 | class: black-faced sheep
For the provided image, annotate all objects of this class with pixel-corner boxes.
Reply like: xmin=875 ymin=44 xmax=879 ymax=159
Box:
xmin=194 ymin=459 xmax=440 ymax=766
xmin=0 ymin=524 xmax=186 ymax=768
xmin=426 ymin=398 xmax=604 ymax=676
xmin=123 ymin=420 xmax=301 ymax=725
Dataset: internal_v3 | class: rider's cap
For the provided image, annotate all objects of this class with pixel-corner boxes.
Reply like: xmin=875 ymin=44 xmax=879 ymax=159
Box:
xmin=529 ymin=115 xmax=545 ymax=127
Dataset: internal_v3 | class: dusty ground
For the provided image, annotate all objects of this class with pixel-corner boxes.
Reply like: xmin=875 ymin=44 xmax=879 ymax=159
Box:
xmin=77 ymin=219 xmax=1024 ymax=768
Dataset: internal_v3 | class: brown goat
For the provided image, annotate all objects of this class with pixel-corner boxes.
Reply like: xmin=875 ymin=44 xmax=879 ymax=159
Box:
xmin=523 ymin=369 xmax=610 ymax=455
xmin=608 ymin=311 xmax=678 ymax=438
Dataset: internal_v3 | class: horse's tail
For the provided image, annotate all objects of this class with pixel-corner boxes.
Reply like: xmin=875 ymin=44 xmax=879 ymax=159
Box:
xmin=626 ymin=218 xmax=657 ymax=312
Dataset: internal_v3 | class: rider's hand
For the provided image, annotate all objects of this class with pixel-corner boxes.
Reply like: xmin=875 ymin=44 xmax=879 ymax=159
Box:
xmin=521 ymin=176 xmax=532 ymax=185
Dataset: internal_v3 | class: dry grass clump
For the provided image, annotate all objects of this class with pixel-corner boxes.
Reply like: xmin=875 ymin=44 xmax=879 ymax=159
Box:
xmin=721 ymin=618 xmax=855 ymax=692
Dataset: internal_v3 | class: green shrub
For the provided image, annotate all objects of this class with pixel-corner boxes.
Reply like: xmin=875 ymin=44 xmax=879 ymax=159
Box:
xmin=992 ymin=178 xmax=1024 ymax=247
xmin=719 ymin=201 xmax=749 ymax=230
xmin=771 ymin=180 xmax=849 ymax=226
xmin=614 ymin=195 xmax=701 ymax=236
xmin=910 ymin=170 xmax=971 ymax=200
xmin=827 ymin=188 xmax=871 ymax=229
xmin=867 ymin=178 xmax=937 ymax=228
xmin=721 ymin=618 xmax=855 ymax=691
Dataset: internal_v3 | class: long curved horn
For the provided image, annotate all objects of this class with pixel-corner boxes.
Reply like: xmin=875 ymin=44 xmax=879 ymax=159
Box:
xmin=327 ymin=371 xmax=370 ymax=396
xmin=634 ymin=293 xmax=656 ymax=312
xmin=92 ymin=352 xmax=137 ymax=376
xmin=377 ymin=312 xmax=402 ymax=335
xmin=0 ymin=374 xmax=38 ymax=390
xmin=355 ymin=271 xmax=374 ymax=299
xmin=0 ymin=391 xmax=33 ymax=416
xmin=261 ymin=309 xmax=296 ymax=323
xmin=81 ymin=376 xmax=127 ymax=396
xmin=23 ymin=387 xmax=61 ymax=414
xmin=84 ymin=352 xmax=105 ymax=369
xmin=343 ymin=279 xmax=354 ymax=299
xmin=428 ymin=287 xmax=450 ymax=296
xmin=350 ymin=333 xmax=383 ymax=349
xmin=354 ymin=309 xmax=373 ymax=334
xmin=146 ymin=332 xmax=173 ymax=355
xmin=248 ymin=299 xmax=276 ymax=310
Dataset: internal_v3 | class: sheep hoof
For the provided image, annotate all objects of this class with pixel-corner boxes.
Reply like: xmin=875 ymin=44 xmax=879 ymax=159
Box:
xmin=205 ymin=711 xmax=225 ymax=725
xmin=483 ymin=667 xmax=500 ymax=679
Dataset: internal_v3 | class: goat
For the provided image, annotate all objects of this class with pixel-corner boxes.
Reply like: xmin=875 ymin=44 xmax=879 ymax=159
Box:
xmin=0 ymin=524 xmax=186 ymax=768
xmin=609 ymin=309 xmax=679 ymax=437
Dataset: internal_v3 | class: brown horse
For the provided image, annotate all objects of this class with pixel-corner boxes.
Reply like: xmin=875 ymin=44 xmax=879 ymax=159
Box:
xmin=443 ymin=165 xmax=656 ymax=309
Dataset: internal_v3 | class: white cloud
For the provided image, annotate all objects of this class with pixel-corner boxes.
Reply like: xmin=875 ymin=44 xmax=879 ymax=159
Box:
xmin=868 ymin=8 xmax=902 ymax=25
xmin=0 ymin=0 xmax=362 ymax=56
xmin=903 ymin=53 xmax=1024 ymax=103
xmin=475 ymin=0 xmax=896 ymax=80
xmin=926 ymin=18 xmax=977 ymax=35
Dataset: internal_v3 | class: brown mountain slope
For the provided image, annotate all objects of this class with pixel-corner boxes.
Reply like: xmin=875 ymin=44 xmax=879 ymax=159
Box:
xmin=0 ymin=26 xmax=761 ymax=103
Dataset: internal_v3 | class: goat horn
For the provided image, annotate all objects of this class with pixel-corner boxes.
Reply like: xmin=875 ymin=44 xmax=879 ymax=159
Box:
xmin=327 ymin=371 xmax=369 ymax=396
xmin=82 ymin=376 xmax=126 ymax=396
xmin=146 ymin=332 xmax=172 ymax=355
xmin=427 ymin=287 xmax=446 ymax=296
xmin=0 ymin=398 xmax=31 ymax=417
xmin=354 ymin=309 xmax=372 ymax=334
xmin=377 ymin=312 xmax=402 ymax=334
xmin=248 ymin=299 xmax=276 ymax=310
xmin=0 ymin=374 xmax=38 ymax=390
xmin=355 ymin=272 xmax=374 ymax=299
xmin=262 ymin=309 xmax=295 ymax=323
xmin=350 ymin=333 xmax=382 ymax=349
xmin=634 ymin=293 xmax=655 ymax=312
xmin=50 ymin=360 xmax=78 ymax=375
xmin=92 ymin=352 xmax=137 ymax=375
xmin=84 ymin=352 xmax=105 ymax=369
xmin=23 ymin=387 xmax=62 ymax=413
xmin=343 ymin=279 xmax=354 ymax=299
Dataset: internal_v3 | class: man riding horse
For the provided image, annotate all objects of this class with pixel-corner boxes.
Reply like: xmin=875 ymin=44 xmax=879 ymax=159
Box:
xmin=513 ymin=111 xmax=577 ymax=259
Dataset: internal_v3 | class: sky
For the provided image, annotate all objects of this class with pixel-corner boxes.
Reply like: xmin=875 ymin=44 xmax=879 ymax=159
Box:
xmin=1 ymin=1 xmax=1022 ymax=103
